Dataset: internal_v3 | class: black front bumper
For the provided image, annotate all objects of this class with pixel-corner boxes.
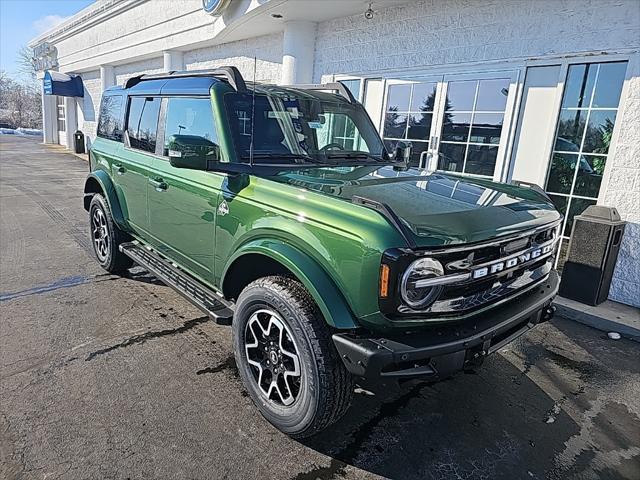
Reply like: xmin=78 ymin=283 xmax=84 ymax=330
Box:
xmin=332 ymin=271 xmax=559 ymax=380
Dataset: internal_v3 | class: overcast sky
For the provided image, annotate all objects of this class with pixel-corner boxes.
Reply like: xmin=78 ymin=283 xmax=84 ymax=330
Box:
xmin=0 ymin=0 xmax=94 ymax=80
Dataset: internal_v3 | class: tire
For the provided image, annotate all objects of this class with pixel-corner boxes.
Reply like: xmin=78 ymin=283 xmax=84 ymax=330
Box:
xmin=88 ymin=194 xmax=133 ymax=274
xmin=233 ymin=276 xmax=354 ymax=438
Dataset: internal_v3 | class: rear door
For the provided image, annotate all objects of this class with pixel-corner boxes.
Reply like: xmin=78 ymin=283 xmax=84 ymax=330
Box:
xmin=112 ymin=96 xmax=162 ymax=236
xmin=146 ymin=96 xmax=225 ymax=282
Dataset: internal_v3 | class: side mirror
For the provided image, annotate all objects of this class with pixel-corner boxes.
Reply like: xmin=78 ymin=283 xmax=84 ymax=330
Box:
xmin=391 ymin=140 xmax=412 ymax=171
xmin=167 ymin=134 xmax=220 ymax=170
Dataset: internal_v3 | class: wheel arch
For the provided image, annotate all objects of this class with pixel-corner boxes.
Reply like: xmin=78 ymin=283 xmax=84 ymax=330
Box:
xmin=83 ymin=171 xmax=127 ymax=230
xmin=221 ymin=240 xmax=359 ymax=330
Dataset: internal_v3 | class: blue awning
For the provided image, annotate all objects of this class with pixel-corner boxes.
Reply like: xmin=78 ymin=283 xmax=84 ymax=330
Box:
xmin=43 ymin=71 xmax=84 ymax=97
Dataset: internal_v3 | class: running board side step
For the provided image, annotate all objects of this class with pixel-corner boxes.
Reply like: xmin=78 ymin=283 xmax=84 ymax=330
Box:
xmin=119 ymin=242 xmax=234 ymax=325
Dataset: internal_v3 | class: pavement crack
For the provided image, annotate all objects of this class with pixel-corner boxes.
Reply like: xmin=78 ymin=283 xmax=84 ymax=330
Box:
xmin=196 ymin=355 xmax=238 ymax=377
xmin=85 ymin=316 xmax=210 ymax=361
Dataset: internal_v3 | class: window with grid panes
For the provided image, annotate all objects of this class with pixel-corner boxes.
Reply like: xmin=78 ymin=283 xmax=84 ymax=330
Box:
xmin=383 ymin=82 xmax=437 ymax=166
xmin=437 ymin=78 xmax=510 ymax=177
xmin=545 ymin=61 xmax=627 ymax=250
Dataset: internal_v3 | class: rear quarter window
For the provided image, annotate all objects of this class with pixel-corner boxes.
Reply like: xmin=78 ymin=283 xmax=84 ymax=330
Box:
xmin=97 ymin=94 xmax=124 ymax=142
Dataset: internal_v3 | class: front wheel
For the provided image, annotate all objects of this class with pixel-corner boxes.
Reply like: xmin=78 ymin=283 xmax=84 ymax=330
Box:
xmin=232 ymin=276 xmax=354 ymax=438
xmin=89 ymin=194 xmax=133 ymax=274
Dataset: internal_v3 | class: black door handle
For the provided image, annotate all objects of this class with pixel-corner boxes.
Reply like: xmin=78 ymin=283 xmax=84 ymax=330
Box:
xmin=149 ymin=178 xmax=168 ymax=192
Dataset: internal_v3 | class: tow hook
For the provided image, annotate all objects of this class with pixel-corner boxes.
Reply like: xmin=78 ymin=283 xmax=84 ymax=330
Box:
xmin=541 ymin=305 xmax=556 ymax=323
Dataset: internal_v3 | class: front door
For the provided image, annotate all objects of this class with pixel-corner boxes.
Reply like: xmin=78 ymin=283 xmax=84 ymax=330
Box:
xmin=379 ymin=71 xmax=519 ymax=181
xmin=114 ymin=95 xmax=162 ymax=236
xmin=146 ymin=96 xmax=224 ymax=282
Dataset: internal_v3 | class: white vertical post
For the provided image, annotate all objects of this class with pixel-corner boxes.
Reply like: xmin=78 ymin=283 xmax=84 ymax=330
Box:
xmin=38 ymin=72 xmax=57 ymax=144
xmin=163 ymin=51 xmax=184 ymax=72
xmin=64 ymin=96 xmax=78 ymax=149
xmin=100 ymin=65 xmax=115 ymax=90
xmin=281 ymin=21 xmax=317 ymax=85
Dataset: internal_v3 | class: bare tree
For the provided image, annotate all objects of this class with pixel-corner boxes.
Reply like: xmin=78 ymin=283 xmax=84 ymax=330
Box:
xmin=0 ymin=70 xmax=42 ymax=129
xmin=17 ymin=45 xmax=39 ymax=81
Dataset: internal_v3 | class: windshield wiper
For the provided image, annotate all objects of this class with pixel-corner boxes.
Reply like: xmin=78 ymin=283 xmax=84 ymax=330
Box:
xmin=325 ymin=152 xmax=390 ymax=163
xmin=240 ymin=153 xmax=318 ymax=163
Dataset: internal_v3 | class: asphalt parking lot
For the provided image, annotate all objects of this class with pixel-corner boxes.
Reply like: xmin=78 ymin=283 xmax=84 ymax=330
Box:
xmin=1 ymin=135 xmax=639 ymax=480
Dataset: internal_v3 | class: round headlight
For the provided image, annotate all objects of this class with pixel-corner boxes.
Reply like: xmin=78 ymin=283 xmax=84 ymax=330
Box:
xmin=401 ymin=258 xmax=444 ymax=309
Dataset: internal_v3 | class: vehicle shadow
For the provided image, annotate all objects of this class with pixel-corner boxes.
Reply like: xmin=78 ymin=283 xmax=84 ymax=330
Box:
xmin=122 ymin=266 xmax=166 ymax=286
xmin=294 ymin=323 xmax=638 ymax=480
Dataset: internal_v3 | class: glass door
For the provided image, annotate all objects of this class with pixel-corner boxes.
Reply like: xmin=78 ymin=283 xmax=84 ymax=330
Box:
xmin=433 ymin=71 xmax=519 ymax=180
xmin=379 ymin=71 xmax=519 ymax=180
xmin=381 ymin=76 xmax=443 ymax=168
xmin=56 ymin=96 xmax=67 ymax=146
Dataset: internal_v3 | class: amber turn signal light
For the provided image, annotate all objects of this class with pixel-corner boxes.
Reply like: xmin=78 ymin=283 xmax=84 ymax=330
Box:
xmin=379 ymin=264 xmax=390 ymax=298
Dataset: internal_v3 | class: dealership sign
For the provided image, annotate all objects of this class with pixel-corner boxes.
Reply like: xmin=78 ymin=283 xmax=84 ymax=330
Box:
xmin=202 ymin=0 xmax=231 ymax=16
xmin=32 ymin=42 xmax=58 ymax=71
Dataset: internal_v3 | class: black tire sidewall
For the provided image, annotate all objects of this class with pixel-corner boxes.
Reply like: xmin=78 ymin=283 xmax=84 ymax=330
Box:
xmin=233 ymin=283 xmax=322 ymax=435
xmin=89 ymin=194 xmax=118 ymax=271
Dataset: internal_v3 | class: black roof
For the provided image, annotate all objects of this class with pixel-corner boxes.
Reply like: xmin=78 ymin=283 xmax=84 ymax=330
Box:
xmin=124 ymin=76 xmax=223 ymax=96
xmin=104 ymin=66 xmax=356 ymax=103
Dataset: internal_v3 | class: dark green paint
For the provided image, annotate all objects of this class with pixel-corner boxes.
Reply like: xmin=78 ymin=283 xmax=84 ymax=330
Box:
xmin=86 ymin=83 xmax=560 ymax=332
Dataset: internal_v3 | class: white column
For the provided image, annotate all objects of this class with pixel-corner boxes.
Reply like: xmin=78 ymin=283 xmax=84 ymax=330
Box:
xmin=38 ymin=72 xmax=57 ymax=144
xmin=163 ymin=50 xmax=184 ymax=72
xmin=64 ymin=96 xmax=78 ymax=148
xmin=280 ymin=21 xmax=317 ymax=85
xmin=100 ymin=65 xmax=115 ymax=90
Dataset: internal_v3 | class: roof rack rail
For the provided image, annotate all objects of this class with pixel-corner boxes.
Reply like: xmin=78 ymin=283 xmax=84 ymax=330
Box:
xmin=124 ymin=66 xmax=247 ymax=91
xmin=283 ymin=81 xmax=357 ymax=103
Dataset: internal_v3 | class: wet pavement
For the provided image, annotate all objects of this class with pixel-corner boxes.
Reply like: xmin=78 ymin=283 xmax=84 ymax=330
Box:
xmin=1 ymin=136 xmax=639 ymax=480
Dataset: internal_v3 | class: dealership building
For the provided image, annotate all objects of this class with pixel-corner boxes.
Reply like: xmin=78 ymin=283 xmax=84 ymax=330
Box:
xmin=29 ymin=0 xmax=640 ymax=307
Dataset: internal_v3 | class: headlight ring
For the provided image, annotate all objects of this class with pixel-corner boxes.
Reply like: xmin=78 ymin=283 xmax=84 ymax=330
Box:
xmin=400 ymin=257 xmax=444 ymax=309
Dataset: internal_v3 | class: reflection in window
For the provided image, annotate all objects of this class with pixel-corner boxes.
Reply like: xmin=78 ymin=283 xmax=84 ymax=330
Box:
xmin=97 ymin=94 xmax=124 ymax=141
xmin=126 ymin=97 xmax=161 ymax=153
xmin=164 ymin=97 xmax=218 ymax=158
xmin=545 ymin=61 xmax=627 ymax=246
xmin=383 ymin=81 xmax=436 ymax=166
xmin=438 ymin=78 xmax=510 ymax=177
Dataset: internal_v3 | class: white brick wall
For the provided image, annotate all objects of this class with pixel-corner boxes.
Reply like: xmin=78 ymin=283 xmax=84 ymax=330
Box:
xmin=78 ymin=70 xmax=101 ymax=146
xmin=605 ymin=75 xmax=640 ymax=307
xmin=184 ymin=33 xmax=283 ymax=84
xmin=114 ymin=57 xmax=164 ymax=86
xmin=313 ymin=0 xmax=640 ymax=79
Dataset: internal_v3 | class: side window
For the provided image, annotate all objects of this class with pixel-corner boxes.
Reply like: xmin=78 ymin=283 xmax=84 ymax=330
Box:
xmin=97 ymin=94 xmax=123 ymax=141
xmin=126 ymin=97 xmax=161 ymax=153
xmin=163 ymin=97 xmax=218 ymax=157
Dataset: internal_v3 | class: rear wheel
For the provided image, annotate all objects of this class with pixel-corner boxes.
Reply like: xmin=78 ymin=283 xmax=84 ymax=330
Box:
xmin=89 ymin=194 xmax=132 ymax=273
xmin=233 ymin=276 xmax=354 ymax=438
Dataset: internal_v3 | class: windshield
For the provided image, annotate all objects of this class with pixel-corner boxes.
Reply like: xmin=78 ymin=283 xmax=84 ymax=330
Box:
xmin=223 ymin=88 xmax=386 ymax=166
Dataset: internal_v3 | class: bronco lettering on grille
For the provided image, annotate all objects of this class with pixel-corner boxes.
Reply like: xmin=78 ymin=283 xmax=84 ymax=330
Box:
xmin=471 ymin=243 xmax=555 ymax=280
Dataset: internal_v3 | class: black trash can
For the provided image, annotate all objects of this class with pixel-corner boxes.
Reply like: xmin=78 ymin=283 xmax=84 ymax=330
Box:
xmin=559 ymin=206 xmax=626 ymax=306
xmin=74 ymin=130 xmax=85 ymax=154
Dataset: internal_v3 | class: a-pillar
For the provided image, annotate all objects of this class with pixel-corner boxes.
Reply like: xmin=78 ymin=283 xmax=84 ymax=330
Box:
xmin=280 ymin=21 xmax=317 ymax=85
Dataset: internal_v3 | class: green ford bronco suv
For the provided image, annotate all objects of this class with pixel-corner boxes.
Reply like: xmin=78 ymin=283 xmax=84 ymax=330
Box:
xmin=84 ymin=67 xmax=561 ymax=437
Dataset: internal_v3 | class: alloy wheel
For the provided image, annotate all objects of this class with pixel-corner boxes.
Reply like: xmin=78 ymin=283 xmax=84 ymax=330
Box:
xmin=91 ymin=208 xmax=109 ymax=261
xmin=244 ymin=309 xmax=301 ymax=406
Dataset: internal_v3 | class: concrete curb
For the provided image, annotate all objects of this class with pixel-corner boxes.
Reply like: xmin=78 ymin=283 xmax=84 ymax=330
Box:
xmin=554 ymin=296 xmax=640 ymax=342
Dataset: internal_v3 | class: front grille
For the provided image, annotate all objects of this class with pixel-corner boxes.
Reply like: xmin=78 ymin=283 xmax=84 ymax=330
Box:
xmin=428 ymin=258 xmax=552 ymax=316
xmin=387 ymin=223 xmax=560 ymax=319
